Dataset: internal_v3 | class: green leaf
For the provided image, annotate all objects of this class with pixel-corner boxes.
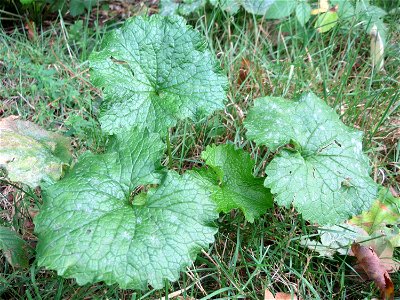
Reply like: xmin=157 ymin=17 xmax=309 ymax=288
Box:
xmin=244 ymin=93 xmax=377 ymax=225
xmin=69 ymin=0 xmax=95 ymax=16
xmin=356 ymin=0 xmax=386 ymax=19
xmin=19 ymin=0 xmax=35 ymax=4
xmin=355 ymin=0 xmax=387 ymax=44
xmin=240 ymin=0 xmax=276 ymax=15
xmin=303 ymin=224 xmax=400 ymax=271
xmin=160 ymin=0 xmax=206 ymax=16
xmin=386 ymin=227 xmax=400 ymax=248
xmin=264 ymin=0 xmax=297 ymax=19
xmin=210 ymin=0 xmax=241 ymax=14
xmin=315 ymin=11 xmax=339 ymax=33
xmin=70 ymin=0 xmax=85 ymax=16
xmin=35 ymin=128 xmax=218 ymax=289
xmin=295 ymin=2 xmax=312 ymax=26
xmin=331 ymin=0 xmax=355 ymax=19
xmin=0 ymin=226 xmax=30 ymax=268
xmin=195 ymin=144 xmax=273 ymax=222
xmin=0 ymin=116 xmax=72 ymax=188
xmin=350 ymin=188 xmax=400 ymax=234
xmin=90 ymin=15 xmax=227 ymax=134
xmin=301 ymin=224 xmax=366 ymax=257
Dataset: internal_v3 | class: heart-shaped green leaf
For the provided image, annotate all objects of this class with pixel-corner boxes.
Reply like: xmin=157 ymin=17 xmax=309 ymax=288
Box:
xmin=35 ymin=128 xmax=218 ymax=289
xmin=90 ymin=15 xmax=227 ymax=134
xmin=244 ymin=93 xmax=377 ymax=225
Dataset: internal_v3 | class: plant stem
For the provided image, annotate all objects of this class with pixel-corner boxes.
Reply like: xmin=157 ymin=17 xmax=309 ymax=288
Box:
xmin=166 ymin=129 xmax=172 ymax=169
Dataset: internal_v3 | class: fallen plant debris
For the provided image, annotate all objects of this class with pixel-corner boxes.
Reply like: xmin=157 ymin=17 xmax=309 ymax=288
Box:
xmin=352 ymin=243 xmax=394 ymax=300
xmin=264 ymin=289 xmax=298 ymax=300
xmin=0 ymin=116 xmax=72 ymax=188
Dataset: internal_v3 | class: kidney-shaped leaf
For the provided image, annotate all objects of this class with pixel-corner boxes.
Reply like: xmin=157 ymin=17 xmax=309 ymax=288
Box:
xmin=0 ymin=116 xmax=71 ymax=188
xmin=90 ymin=15 xmax=228 ymax=134
xmin=35 ymin=128 xmax=218 ymax=289
xmin=195 ymin=144 xmax=273 ymax=222
xmin=244 ymin=93 xmax=377 ymax=225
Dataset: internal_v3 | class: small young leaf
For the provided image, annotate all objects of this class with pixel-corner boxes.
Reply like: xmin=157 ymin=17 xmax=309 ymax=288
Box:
xmin=69 ymin=0 xmax=95 ymax=16
xmin=264 ymin=0 xmax=297 ymax=19
xmin=90 ymin=15 xmax=227 ymax=134
xmin=301 ymin=224 xmax=367 ymax=257
xmin=35 ymin=128 xmax=218 ymax=289
xmin=0 ymin=226 xmax=30 ymax=268
xmin=69 ymin=0 xmax=86 ymax=16
xmin=210 ymin=0 xmax=241 ymax=14
xmin=355 ymin=0 xmax=387 ymax=45
xmin=303 ymin=223 xmax=400 ymax=271
xmin=241 ymin=0 xmax=276 ymax=15
xmin=296 ymin=2 xmax=312 ymax=26
xmin=160 ymin=0 xmax=206 ymax=16
xmin=195 ymin=144 xmax=273 ymax=222
xmin=315 ymin=11 xmax=339 ymax=33
xmin=244 ymin=93 xmax=377 ymax=225
xmin=331 ymin=0 xmax=355 ymax=19
xmin=0 ymin=116 xmax=72 ymax=188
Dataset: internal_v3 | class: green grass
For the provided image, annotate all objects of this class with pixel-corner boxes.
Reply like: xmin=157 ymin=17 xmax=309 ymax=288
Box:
xmin=1 ymin=2 xmax=399 ymax=299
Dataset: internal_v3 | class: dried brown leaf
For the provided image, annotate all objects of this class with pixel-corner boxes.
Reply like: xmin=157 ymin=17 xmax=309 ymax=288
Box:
xmin=265 ymin=289 xmax=298 ymax=300
xmin=351 ymin=243 xmax=394 ymax=300
xmin=238 ymin=58 xmax=251 ymax=85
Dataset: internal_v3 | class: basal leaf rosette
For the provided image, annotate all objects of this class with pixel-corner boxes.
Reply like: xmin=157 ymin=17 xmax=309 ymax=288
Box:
xmin=244 ymin=93 xmax=377 ymax=225
xmin=35 ymin=128 xmax=218 ymax=289
xmin=90 ymin=15 xmax=228 ymax=134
